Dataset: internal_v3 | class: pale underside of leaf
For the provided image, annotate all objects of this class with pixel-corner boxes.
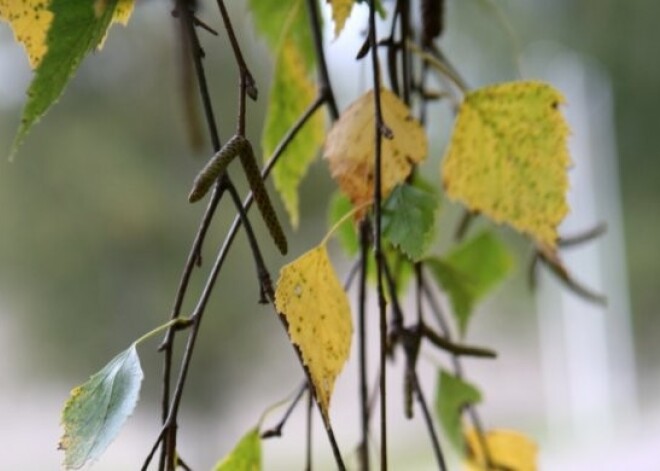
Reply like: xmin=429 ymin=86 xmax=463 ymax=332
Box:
xmin=442 ymin=81 xmax=570 ymax=250
xmin=274 ymin=244 xmax=353 ymax=419
xmin=324 ymin=89 xmax=427 ymax=213
xmin=59 ymin=344 xmax=143 ymax=470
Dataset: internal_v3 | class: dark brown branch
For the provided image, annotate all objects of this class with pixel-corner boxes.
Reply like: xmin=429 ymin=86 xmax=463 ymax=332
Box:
xmin=368 ymin=1 xmax=389 ymax=467
xmin=357 ymin=219 xmax=371 ymax=470
xmin=411 ymin=370 xmax=447 ymax=471
xmin=305 ymin=0 xmax=339 ymax=120
xmin=420 ymin=324 xmax=497 ymax=358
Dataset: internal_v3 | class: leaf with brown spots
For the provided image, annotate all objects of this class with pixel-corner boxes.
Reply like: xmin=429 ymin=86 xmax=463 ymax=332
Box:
xmin=274 ymin=244 xmax=352 ymax=419
xmin=1 ymin=0 xmax=135 ymax=157
xmin=442 ymin=81 xmax=570 ymax=251
xmin=324 ymin=89 xmax=427 ymax=213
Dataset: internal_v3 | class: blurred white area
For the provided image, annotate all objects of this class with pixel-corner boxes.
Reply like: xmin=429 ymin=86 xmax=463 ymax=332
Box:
xmin=524 ymin=45 xmax=649 ymax=469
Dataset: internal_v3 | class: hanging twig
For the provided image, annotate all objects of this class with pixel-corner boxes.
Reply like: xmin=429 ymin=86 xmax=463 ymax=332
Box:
xmin=261 ymin=382 xmax=309 ymax=439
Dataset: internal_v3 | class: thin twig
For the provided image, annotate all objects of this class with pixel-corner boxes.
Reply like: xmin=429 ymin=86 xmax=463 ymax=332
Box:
xmin=306 ymin=388 xmax=314 ymax=471
xmin=305 ymin=0 xmax=339 ymax=120
xmin=261 ymin=382 xmax=308 ymax=439
xmin=558 ymin=222 xmax=607 ymax=248
xmin=419 ymin=270 xmax=496 ymax=469
xmin=411 ymin=370 xmax=447 ymax=471
xmin=367 ymin=2 xmax=389 ymax=468
xmin=358 ymin=219 xmax=371 ymax=471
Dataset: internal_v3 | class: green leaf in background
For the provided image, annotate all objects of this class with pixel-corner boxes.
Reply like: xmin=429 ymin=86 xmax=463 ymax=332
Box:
xmin=249 ymin=0 xmax=324 ymax=229
xmin=328 ymin=191 xmax=359 ymax=256
xmin=1 ymin=0 xmax=134 ymax=158
xmin=382 ymin=182 xmax=438 ymax=261
xmin=59 ymin=344 xmax=143 ymax=470
xmin=425 ymin=231 xmax=512 ymax=335
xmin=435 ymin=370 xmax=482 ymax=451
xmin=213 ymin=427 xmax=262 ymax=471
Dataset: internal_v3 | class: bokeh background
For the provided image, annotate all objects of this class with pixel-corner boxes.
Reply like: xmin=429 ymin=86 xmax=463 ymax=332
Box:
xmin=1 ymin=0 xmax=658 ymax=469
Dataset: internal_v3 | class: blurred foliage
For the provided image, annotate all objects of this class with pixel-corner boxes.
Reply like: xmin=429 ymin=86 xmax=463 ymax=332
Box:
xmin=0 ymin=0 xmax=658 ymax=417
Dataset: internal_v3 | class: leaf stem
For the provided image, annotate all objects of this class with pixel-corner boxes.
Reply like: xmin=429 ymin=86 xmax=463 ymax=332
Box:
xmin=321 ymin=200 xmax=374 ymax=246
xmin=407 ymin=40 xmax=469 ymax=94
xmin=134 ymin=318 xmax=191 ymax=347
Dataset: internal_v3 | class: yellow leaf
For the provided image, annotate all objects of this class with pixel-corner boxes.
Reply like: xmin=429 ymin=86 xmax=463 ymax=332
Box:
xmin=324 ymin=89 xmax=427 ymax=213
xmin=0 ymin=0 xmax=134 ymax=68
xmin=464 ymin=428 xmax=538 ymax=471
xmin=442 ymin=81 xmax=570 ymax=250
xmin=327 ymin=0 xmax=355 ymax=37
xmin=274 ymin=244 xmax=353 ymax=419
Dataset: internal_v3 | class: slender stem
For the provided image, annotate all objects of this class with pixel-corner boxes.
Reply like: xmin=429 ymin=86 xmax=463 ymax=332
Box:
xmin=407 ymin=41 xmax=469 ymax=94
xmin=400 ymin=0 xmax=411 ymax=105
xmin=367 ymin=2 xmax=388 ymax=468
xmin=411 ymin=370 xmax=447 ymax=471
xmin=216 ymin=0 xmax=257 ymax=101
xmin=261 ymin=382 xmax=308 ymax=438
xmin=134 ymin=318 xmax=191 ymax=346
xmin=419 ymin=271 xmax=496 ymax=468
xmin=358 ymin=219 xmax=371 ymax=471
xmin=224 ymin=177 xmax=273 ymax=302
xmin=305 ymin=0 xmax=339 ymax=120
xmin=558 ymin=222 xmax=607 ymax=247
xmin=306 ymin=388 xmax=314 ymax=471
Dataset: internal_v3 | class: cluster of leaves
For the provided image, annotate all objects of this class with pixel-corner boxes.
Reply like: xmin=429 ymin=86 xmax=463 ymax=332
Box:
xmin=1 ymin=0 xmax=586 ymax=470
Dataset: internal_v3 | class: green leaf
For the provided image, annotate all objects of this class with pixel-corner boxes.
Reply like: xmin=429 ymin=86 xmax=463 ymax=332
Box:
xmin=425 ymin=231 xmax=512 ymax=335
xmin=59 ymin=344 xmax=143 ymax=470
xmin=382 ymin=183 xmax=438 ymax=261
xmin=435 ymin=370 xmax=482 ymax=451
xmin=250 ymin=0 xmax=324 ymax=228
xmin=213 ymin=427 xmax=262 ymax=471
xmin=328 ymin=191 xmax=359 ymax=257
xmin=6 ymin=0 xmax=133 ymax=158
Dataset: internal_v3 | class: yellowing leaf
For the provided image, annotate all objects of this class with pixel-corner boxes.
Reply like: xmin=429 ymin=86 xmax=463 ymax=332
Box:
xmin=0 ymin=0 xmax=52 ymax=68
xmin=324 ymin=89 xmax=427 ymax=211
xmin=0 ymin=0 xmax=134 ymax=68
xmin=464 ymin=428 xmax=538 ymax=471
xmin=251 ymin=0 xmax=324 ymax=229
xmin=274 ymin=244 xmax=353 ymax=419
xmin=442 ymin=81 xmax=570 ymax=250
xmin=265 ymin=38 xmax=324 ymax=228
xmin=327 ymin=0 xmax=355 ymax=36
xmin=212 ymin=427 xmax=261 ymax=471
xmin=3 ymin=0 xmax=135 ymax=157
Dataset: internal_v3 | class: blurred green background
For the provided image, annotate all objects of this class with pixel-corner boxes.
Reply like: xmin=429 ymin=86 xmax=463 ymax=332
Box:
xmin=1 ymin=0 xmax=658 ymax=469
